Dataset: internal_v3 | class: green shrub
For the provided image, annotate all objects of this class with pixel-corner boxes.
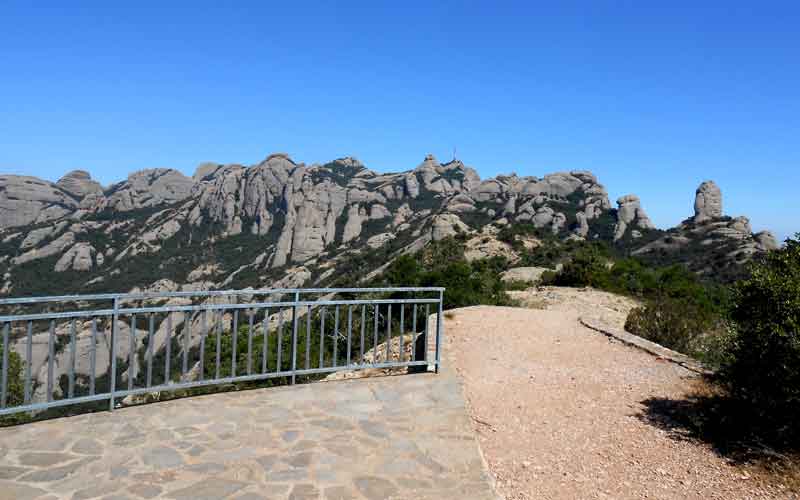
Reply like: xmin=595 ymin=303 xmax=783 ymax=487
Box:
xmin=724 ymin=234 xmax=800 ymax=443
xmin=378 ymin=238 xmax=514 ymax=309
xmin=0 ymin=341 xmax=29 ymax=425
xmin=625 ymin=297 xmax=730 ymax=365
xmin=0 ymin=342 xmax=24 ymax=407
xmin=552 ymin=243 xmax=611 ymax=288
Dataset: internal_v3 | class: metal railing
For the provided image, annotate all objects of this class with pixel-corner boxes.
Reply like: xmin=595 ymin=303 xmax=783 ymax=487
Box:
xmin=0 ymin=287 xmax=445 ymax=417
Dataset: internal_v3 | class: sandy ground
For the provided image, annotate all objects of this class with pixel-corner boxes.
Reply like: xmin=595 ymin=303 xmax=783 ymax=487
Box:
xmin=508 ymin=286 xmax=641 ymax=331
xmin=444 ymin=298 xmax=797 ymax=499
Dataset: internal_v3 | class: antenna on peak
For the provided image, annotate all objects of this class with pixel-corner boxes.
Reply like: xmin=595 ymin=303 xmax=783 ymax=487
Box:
xmin=453 ymin=146 xmax=457 ymax=161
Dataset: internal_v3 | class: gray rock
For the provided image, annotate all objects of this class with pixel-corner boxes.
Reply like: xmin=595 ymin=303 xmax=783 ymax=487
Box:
xmin=431 ymin=214 xmax=469 ymax=241
xmin=366 ymin=232 xmax=395 ymax=249
xmin=56 ymin=170 xmax=103 ymax=199
xmin=342 ymin=205 xmax=365 ymax=243
xmin=141 ymin=219 xmax=182 ymax=244
xmin=0 ymin=175 xmax=78 ymax=230
xmin=532 ymin=206 xmax=554 ymax=227
xmin=192 ymin=162 xmax=221 ymax=181
xmin=12 ymin=231 xmax=76 ymax=265
xmin=19 ymin=222 xmax=67 ymax=250
xmin=694 ymin=180 xmax=722 ymax=222
xmin=54 ymin=242 xmax=95 ymax=272
xmin=404 ymin=173 xmax=420 ymax=198
xmin=575 ymin=212 xmax=589 ymax=237
xmin=500 ymin=267 xmax=549 ymax=284
xmin=614 ymin=195 xmax=654 ymax=240
xmin=106 ymin=168 xmax=194 ymax=212
xmin=755 ymin=230 xmax=779 ymax=250
xmin=447 ymin=193 xmax=477 ymax=213
xmin=369 ymin=204 xmax=391 ymax=220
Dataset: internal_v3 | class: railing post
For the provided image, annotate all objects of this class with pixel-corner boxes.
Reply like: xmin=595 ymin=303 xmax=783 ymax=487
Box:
xmin=410 ymin=303 xmax=428 ymax=374
xmin=291 ymin=291 xmax=299 ymax=385
xmin=435 ymin=289 xmax=444 ymax=374
xmin=109 ymin=297 xmax=119 ymax=411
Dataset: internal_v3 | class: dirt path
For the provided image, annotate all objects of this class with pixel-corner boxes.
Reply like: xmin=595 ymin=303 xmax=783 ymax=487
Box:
xmin=444 ymin=305 xmax=793 ymax=499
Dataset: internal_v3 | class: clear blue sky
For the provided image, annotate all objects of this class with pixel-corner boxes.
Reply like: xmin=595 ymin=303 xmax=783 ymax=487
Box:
xmin=1 ymin=1 xmax=798 ymax=240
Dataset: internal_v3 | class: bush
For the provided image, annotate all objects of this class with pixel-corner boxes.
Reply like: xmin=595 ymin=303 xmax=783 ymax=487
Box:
xmin=723 ymin=234 xmax=800 ymax=443
xmin=378 ymin=238 xmax=514 ymax=310
xmin=0 ymin=341 xmax=28 ymax=425
xmin=552 ymin=243 xmax=611 ymax=288
xmin=0 ymin=341 xmax=24 ymax=406
xmin=625 ymin=297 xmax=731 ymax=365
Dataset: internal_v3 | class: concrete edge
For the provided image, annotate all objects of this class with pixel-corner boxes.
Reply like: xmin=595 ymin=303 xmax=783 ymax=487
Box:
xmin=436 ymin=314 xmax=506 ymax=500
xmin=579 ymin=316 xmax=713 ymax=376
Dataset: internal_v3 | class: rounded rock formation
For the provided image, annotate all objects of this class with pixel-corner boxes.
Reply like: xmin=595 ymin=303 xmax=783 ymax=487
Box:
xmin=694 ymin=181 xmax=722 ymax=223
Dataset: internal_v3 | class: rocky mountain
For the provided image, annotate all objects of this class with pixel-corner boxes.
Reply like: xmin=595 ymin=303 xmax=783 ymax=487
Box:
xmin=632 ymin=180 xmax=778 ymax=281
xmin=0 ymin=152 xmax=781 ymax=407
xmin=0 ymin=152 xmax=778 ymax=298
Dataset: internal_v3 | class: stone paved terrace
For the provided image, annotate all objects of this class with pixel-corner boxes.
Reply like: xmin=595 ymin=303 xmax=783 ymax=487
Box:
xmin=0 ymin=371 xmax=497 ymax=500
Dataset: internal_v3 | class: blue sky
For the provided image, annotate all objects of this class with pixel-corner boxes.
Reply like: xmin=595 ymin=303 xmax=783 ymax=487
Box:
xmin=1 ymin=1 xmax=798 ymax=240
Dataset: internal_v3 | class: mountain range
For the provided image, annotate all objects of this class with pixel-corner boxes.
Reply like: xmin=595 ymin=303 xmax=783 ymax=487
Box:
xmin=0 ymin=152 xmax=779 ymax=298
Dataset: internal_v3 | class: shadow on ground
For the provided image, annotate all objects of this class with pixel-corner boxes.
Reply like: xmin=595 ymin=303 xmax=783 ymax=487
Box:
xmin=637 ymin=379 xmax=800 ymax=487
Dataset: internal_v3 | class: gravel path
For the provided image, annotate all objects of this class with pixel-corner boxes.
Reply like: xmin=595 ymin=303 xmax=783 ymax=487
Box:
xmin=444 ymin=305 xmax=794 ymax=499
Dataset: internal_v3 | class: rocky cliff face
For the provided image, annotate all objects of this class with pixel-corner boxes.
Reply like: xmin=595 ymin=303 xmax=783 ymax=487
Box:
xmin=0 ymin=153 xmax=778 ymax=298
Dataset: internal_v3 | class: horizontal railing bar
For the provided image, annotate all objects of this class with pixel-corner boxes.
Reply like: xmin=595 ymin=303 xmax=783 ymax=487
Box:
xmin=0 ymin=287 xmax=445 ymax=306
xmin=0 ymin=360 xmax=435 ymax=416
xmin=115 ymin=360 xmax=432 ymax=398
xmin=0 ymin=392 xmax=110 ymax=416
xmin=0 ymin=298 xmax=441 ymax=323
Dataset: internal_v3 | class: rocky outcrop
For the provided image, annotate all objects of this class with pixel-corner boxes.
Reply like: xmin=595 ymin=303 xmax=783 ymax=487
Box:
xmin=431 ymin=214 xmax=469 ymax=241
xmin=631 ymin=181 xmax=778 ymax=280
xmin=613 ymin=195 xmax=655 ymax=240
xmin=694 ymin=181 xmax=722 ymax=223
xmin=56 ymin=170 xmax=104 ymax=199
xmin=342 ymin=205 xmax=366 ymax=243
xmin=366 ymin=232 xmax=395 ymax=249
xmin=19 ymin=221 xmax=68 ymax=250
xmin=141 ymin=219 xmax=182 ymax=244
xmin=12 ymin=231 xmax=76 ymax=265
xmin=500 ymin=267 xmax=550 ymax=284
xmin=0 ymin=175 xmax=78 ymax=229
xmin=106 ymin=169 xmax=194 ymax=212
xmin=755 ymin=230 xmax=779 ymax=251
xmin=54 ymin=243 xmax=96 ymax=272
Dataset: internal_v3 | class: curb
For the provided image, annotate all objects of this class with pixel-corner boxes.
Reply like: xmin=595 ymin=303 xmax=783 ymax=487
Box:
xmin=579 ymin=317 xmax=713 ymax=376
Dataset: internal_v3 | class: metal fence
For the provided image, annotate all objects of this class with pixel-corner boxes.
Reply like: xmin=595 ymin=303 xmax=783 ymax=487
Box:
xmin=0 ymin=287 xmax=445 ymax=417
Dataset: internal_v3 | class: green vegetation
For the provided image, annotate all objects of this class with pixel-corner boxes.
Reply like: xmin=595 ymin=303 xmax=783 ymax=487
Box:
xmin=636 ymin=235 xmax=800 ymax=464
xmin=534 ymin=238 xmax=732 ymax=365
xmin=722 ymin=234 xmax=800 ymax=445
xmin=0 ymin=340 xmax=28 ymax=425
xmin=374 ymin=237 xmax=514 ymax=310
xmin=625 ymin=297 xmax=731 ymax=365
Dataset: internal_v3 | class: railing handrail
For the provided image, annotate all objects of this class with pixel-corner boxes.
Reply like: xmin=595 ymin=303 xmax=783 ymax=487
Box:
xmin=0 ymin=298 xmax=441 ymax=323
xmin=0 ymin=286 xmax=445 ymax=306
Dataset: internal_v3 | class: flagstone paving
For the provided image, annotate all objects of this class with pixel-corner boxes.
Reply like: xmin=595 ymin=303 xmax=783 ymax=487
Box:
xmin=0 ymin=371 xmax=497 ymax=500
